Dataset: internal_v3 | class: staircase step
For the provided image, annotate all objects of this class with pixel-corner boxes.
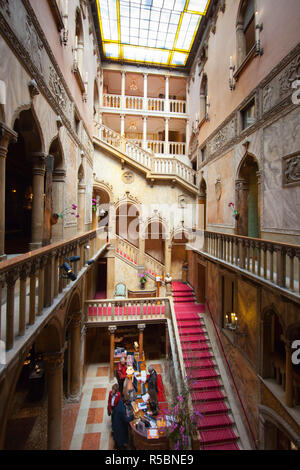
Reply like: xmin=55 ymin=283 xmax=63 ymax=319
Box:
xmin=191 ymin=390 xmax=226 ymax=402
xmin=181 ymin=343 xmax=211 ymax=351
xmin=199 ymin=428 xmax=238 ymax=445
xmin=188 ymin=368 xmax=220 ymax=380
xmin=202 ymin=443 xmax=240 ymax=450
xmin=193 ymin=401 xmax=229 ymax=416
xmin=177 ymin=321 xmax=203 ymax=328
xmin=179 ymin=327 xmax=206 ymax=335
xmin=197 ymin=414 xmax=234 ymax=430
xmin=179 ymin=334 xmax=208 ymax=343
xmin=190 ymin=379 xmax=222 ymax=391
xmin=183 ymin=351 xmax=212 ymax=360
xmin=185 ymin=359 xmax=215 ymax=369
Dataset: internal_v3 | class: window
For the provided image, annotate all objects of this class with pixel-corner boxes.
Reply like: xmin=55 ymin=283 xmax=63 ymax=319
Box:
xmin=236 ymin=0 xmax=256 ymax=68
xmin=243 ymin=0 xmax=255 ymax=55
xmin=241 ymin=98 xmax=255 ymax=129
xmin=201 ymin=146 xmax=206 ymax=162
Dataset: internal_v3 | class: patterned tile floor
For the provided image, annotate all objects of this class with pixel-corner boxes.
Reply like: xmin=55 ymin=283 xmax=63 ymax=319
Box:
xmin=68 ymin=361 xmax=165 ymax=450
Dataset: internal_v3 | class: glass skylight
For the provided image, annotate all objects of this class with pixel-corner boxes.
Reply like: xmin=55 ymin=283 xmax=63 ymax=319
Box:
xmin=96 ymin=0 xmax=211 ymax=66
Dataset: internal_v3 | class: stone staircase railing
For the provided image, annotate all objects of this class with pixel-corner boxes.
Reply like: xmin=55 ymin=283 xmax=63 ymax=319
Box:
xmin=93 ymin=122 xmax=197 ymax=191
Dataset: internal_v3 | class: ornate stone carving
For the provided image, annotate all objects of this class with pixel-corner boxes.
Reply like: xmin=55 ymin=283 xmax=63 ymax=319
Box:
xmin=49 ymin=65 xmax=68 ymax=111
xmin=0 ymin=0 xmax=10 ymax=17
xmin=278 ymin=54 xmax=300 ymax=98
xmin=122 ymin=170 xmax=134 ymax=184
xmin=282 ymin=152 xmax=300 ymax=187
xmin=28 ymin=79 xmax=39 ymax=98
xmin=208 ymin=117 xmax=236 ymax=156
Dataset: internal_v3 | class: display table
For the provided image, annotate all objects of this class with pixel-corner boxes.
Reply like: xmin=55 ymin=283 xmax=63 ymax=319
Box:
xmin=130 ymin=419 xmax=169 ymax=450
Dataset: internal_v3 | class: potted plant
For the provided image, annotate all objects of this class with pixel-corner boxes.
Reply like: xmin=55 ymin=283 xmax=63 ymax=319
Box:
xmin=138 ymin=272 xmax=147 ymax=289
xmin=228 ymin=202 xmax=239 ymax=220
xmin=167 ymin=375 xmax=203 ymax=450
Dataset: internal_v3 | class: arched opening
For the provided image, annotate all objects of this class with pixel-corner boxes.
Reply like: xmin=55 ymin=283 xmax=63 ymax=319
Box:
xmin=259 ymin=407 xmax=299 ymax=450
xmin=92 ymin=187 xmax=110 ymax=231
xmin=5 ymin=109 xmax=43 ymax=254
xmin=235 ymin=153 xmax=259 ymax=237
xmin=116 ymin=203 xmax=140 ymax=248
xmin=199 ymin=177 xmax=207 ymax=231
xmin=261 ymin=310 xmax=286 ymax=385
xmin=171 ymin=232 xmax=188 ymax=281
xmin=236 ymin=0 xmax=256 ymax=67
xmin=145 ymin=220 xmax=165 ymax=265
xmin=4 ymin=343 xmax=46 ymax=450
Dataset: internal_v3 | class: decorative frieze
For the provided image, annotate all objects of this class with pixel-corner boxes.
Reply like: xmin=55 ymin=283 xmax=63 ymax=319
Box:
xmin=207 ymin=117 xmax=236 ymax=156
xmin=282 ymin=152 xmax=300 ymax=187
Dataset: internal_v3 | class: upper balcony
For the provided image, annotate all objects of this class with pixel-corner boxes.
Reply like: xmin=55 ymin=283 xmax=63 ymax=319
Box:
xmin=100 ymin=69 xmax=188 ymax=119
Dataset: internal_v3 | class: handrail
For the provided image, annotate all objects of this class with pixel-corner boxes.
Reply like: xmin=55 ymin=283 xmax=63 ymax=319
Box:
xmin=205 ymin=298 xmax=257 ymax=449
xmin=205 ymin=230 xmax=300 ymax=250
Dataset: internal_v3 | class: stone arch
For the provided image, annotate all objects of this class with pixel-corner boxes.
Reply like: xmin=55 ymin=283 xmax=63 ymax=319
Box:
xmin=235 ymin=151 xmax=261 ymax=237
xmin=5 ymin=106 xmax=45 ymax=253
xmin=92 ymin=183 xmax=111 ymax=230
xmin=259 ymin=405 xmax=300 ymax=450
xmin=260 ymin=305 xmax=286 ymax=380
xmin=63 ymin=290 xmax=83 ymax=401
xmin=11 ymin=103 xmax=45 ymax=154
xmin=116 ymin=201 xmax=140 ymax=247
xmin=144 ymin=217 xmax=167 ymax=265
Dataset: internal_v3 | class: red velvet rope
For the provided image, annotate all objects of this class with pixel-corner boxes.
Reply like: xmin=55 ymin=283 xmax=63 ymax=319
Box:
xmin=205 ymin=299 xmax=258 ymax=449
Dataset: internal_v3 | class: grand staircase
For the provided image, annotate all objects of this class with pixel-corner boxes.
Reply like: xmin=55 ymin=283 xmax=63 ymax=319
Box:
xmin=172 ymin=281 xmax=241 ymax=450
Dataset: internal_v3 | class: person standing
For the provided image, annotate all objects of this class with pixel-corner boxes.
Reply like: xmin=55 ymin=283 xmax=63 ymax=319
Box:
xmin=111 ymin=391 xmax=134 ymax=450
xmin=146 ymin=365 xmax=158 ymax=396
xmin=116 ymin=357 xmax=127 ymax=395
xmin=108 ymin=384 xmax=121 ymax=419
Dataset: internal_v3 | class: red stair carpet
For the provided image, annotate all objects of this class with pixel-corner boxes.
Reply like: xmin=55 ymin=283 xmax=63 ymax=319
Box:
xmin=172 ymin=281 xmax=240 ymax=450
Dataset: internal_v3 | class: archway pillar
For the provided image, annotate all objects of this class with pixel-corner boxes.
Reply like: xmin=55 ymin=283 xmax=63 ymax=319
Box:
xmin=235 ymin=178 xmax=248 ymax=236
xmin=43 ymin=349 xmax=64 ymax=450
xmin=108 ymin=325 xmax=117 ymax=381
xmin=69 ymin=312 xmax=82 ymax=402
xmin=52 ymin=169 xmax=66 ymax=242
xmin=30 ymin=152 xmax=47 ymax=250
xmin=77 ymin=183 xmax=86 ymax=233
xmin=0 ymin=123 xmax=18 ymax=260
xmin=137 ymin=323 xmax=146 ymax=357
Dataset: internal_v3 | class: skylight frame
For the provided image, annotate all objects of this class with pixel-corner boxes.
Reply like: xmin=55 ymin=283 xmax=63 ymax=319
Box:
xmin=95 ymin=0 xmax=211 ymax=67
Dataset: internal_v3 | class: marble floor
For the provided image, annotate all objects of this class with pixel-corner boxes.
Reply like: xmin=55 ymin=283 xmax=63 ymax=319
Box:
xmin=68 ymin=360 xmax=165 ymax=450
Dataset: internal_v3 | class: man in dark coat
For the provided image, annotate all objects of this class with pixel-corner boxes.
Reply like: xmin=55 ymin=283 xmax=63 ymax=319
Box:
xmin=146 ymin=365 xmax=158 ymax=395
xmin=111 ymin=392 xmax=134 ymax=450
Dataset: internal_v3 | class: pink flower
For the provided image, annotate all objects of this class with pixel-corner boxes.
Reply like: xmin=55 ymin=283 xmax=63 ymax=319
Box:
xmin=177 ymin=395 xmax=184 ymax=403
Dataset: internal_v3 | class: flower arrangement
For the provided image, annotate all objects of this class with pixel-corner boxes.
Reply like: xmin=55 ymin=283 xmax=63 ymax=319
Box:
xmin=138 ymin=271 xmax=147 ymax=288
xmin=167 ymin=375 xmax=203 ymax=450
xmin=228 ymin=202 xmax=239 ymax=219
xmin=54 ymin=204 xmax=79 ymax=220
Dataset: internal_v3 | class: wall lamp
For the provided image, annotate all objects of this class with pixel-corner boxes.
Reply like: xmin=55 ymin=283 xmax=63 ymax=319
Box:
xmin=225 ymin=313 xmax=247 ymax=336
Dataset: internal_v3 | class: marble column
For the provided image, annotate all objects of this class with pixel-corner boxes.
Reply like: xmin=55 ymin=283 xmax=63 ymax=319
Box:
xmin=137 ymin=324 xmax=146 ymax=357
xmin=185 ymin=119 xmax=190 ymax=156
xmin=235 ymin=178 xmax=249 ymax=236
xmin=69 ymin=312 xmax=82 ymax=402
xmin=30 ymin=153 xmax=46 ymax=250
xmin=143 ymin=73 xmax=148 ymax=111
xmin=43 ymin=350 xmax=64 ymax=450
xmin=108 ymin=325 xmax=117 ymax=381
xmin=0 ymin=123 xmax=17 ymax=260
xmin=120 ymin=113 xmax=125 ymax=137
xmin=165 ymin=76 xmax=169 ymax=113
xmin=164 ymin=238 xmax=172 ymax=276
xmin=121 ymin=71 xmax=126 ymax=110
xmin=52 ymin=169 xmax=66 ymax=242
xmin=142 ymin=116 xmax=147 ymax=150
xmin=164 ymin=118 xmax=169 ymax=155
xmin=77 ymin=183 xmax=86 ymax=233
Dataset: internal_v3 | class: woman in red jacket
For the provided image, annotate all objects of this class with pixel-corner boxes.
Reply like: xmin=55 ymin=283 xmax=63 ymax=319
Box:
xmin=108 ymin=384 xmax=121 ymax=417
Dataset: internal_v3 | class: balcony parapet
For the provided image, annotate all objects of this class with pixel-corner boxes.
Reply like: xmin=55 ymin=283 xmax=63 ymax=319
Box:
xmin=0 ymin=228 xmax=109 ymax=375
xmin=191 ymin=231 xmax=300 ymax=301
